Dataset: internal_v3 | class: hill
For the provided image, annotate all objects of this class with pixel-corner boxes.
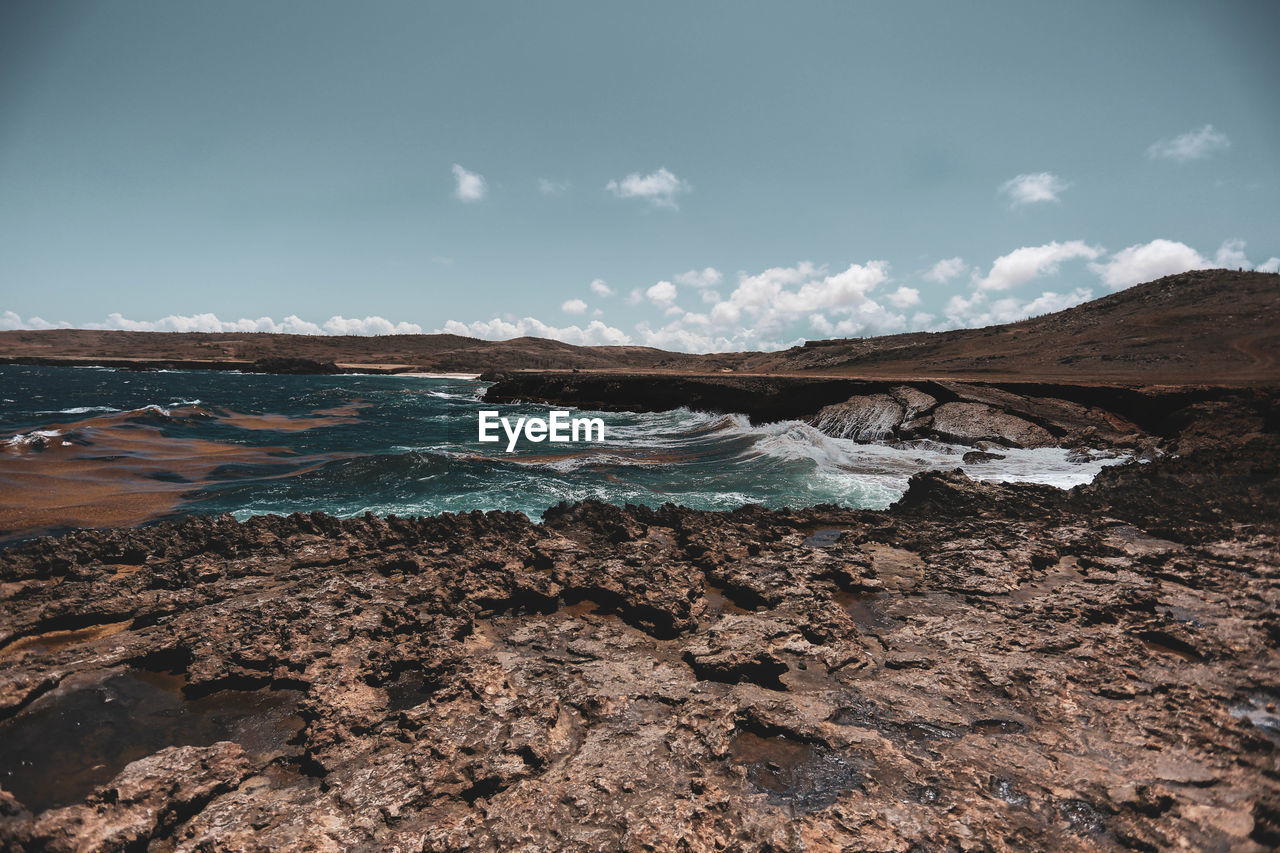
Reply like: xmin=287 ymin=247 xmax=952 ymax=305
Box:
xmin=0 ymin=330 xmax=673 ymax=374
xmin=1 ymin=269 xmax=1276 ymax=384
xmin=656 ymin=269 xmax=1279 ymax=385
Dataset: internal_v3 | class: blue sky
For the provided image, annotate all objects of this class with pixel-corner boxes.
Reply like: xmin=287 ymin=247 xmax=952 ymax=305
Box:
xmin=1 ymin=0 xmax=1277 ymax=351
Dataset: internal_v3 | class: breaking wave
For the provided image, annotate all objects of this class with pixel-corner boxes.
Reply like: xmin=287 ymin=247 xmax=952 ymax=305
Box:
xmin=0 ymin=364 xmax=1132 ymax=535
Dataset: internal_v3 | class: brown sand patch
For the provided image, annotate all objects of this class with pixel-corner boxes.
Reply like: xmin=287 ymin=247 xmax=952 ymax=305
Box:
xmin=215 ymin=400 xmax=368 ymax=432
xmin=0 ymin=620 xmax=132 ymax=658
xmin=0 ymin=408 xmax=339 ymax=540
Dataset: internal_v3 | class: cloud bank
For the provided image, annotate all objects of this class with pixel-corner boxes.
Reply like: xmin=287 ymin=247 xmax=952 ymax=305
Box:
xmin=0 ymin=312 xmax=424 ymax=335
xmin=5 ymin=240 xmax=1274 ymax=354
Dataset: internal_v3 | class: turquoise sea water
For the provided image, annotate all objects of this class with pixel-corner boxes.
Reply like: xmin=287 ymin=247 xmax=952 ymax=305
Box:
xmin=0 ymin=365 xmax=1126 ymax=535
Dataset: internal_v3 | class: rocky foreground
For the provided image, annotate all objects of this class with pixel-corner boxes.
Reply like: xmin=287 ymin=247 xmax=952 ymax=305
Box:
xmin=0 ymin=399 xmax=1278 ymax=851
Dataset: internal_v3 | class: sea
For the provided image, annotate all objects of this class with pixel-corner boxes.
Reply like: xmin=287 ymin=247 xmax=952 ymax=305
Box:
xmin=0 ymin=364 xmax=1128 ymax=541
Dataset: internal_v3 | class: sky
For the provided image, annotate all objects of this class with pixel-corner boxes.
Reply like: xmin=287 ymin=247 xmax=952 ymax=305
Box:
xmin=1 ymin=0 xmax=1277 ymax=352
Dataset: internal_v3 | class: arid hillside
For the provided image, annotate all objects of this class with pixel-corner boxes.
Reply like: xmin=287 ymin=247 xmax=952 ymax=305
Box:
xmin=655 ymin=269 xmax=1279 ymax=385
xmin=2 ymin=269 xmax=1277 ymax=383
xmin=0 ymin=331 xmax=673 ymax=373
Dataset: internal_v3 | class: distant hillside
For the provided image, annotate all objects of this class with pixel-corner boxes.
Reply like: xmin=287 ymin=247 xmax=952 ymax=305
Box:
xmin=1 ymin=269 xmax=1277 ymax=384
xmin=654 ymin=269 xmax=1280 ymax=385
xmin=0 ymin=330 xmax=674 ymax=373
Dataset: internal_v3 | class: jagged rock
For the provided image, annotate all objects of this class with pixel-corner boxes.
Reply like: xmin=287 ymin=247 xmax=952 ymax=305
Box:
xmin=681 ymin=614 xmax=796 ymax=689
xmin=809 ymin=394 xmax=905 ymax=440
xmin=889 ymin=385 xmax=937 ymax=420
xmin=0 ymin=426 xmax=1277 ymax=850
xmin=962 ymin=450 xmax=1006 ymax=463
xmin=5 ymin=744 xmax=251 ymax=852
xmin=248 ymin=357 xmax=341 ymax=375
xmin=928 ymin=401 xmax=1055 ymax=448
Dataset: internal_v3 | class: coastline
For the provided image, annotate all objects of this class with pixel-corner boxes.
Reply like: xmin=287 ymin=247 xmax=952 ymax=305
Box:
xmin=1 ymin=400 xmax=1277 ymax=848
xmin=1 ymin=270 xmax=1278 ymax=847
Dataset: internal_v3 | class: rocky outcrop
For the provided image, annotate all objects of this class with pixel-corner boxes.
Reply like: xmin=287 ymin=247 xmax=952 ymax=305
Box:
xmin=8 ymin=744 xmax=251 ymax=852
xmin=486 ymin=373 xmax=1264 ymax=450
xmin=248 ymin=357 xmax=341 ymax=375
xmin=810 ymin=393 xmax=906 ymax=440
xmin=927 ymin=401 xmax=1055 ymax=447
xmin=0 ymin=418 xmax=1277 ymax=850
xmin=809 ymin=386 xmax=1071 ymax=448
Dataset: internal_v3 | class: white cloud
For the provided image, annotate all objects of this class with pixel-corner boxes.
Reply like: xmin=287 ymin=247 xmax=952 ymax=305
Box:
xmin=722 ymin=261 xmax=894 ymax=332
xmin=1259 ymin=258 xmax=1280 ymax=274
xmin=610 ymin=259 xmax=904 ymax=350
xmin=561 ymin=298 xmax=588 ymax=315
xmin=321 ymin=315 xmax=425 ymax=335
xmin=451 ymin=164 xmax=487 ymax=202
xmin=0 ymin=311 xmax=69 ymax=331
xmin=1020 ymin=288 xmax=1095 ymax=318
xmin=808 ymin=313 xmax=835 ymax=336
xmin=625 ymin=288 xmax=643 ymax=306
xmin=944 ymin=288 xmax=1094 ymax=328
xmin=440 ymin=317 xmax=631 ymax=347
xmin=1214 ymin=238 xmax=1250 ymax=269
xmin=646 ymin=280 xmax=678 ymax=307
xmin=1000 ymin=172 xmax=1069 ymax=207
xmin=537 ymin=178 xmax=568 ymax=195
xmin=431 ymin=255 xmax=453 ymax=265
xmin=1147 ymin=124 xmax=1230 ymax=163
xmin=674 ymin=267 xmax=723 ymax=288
xmin=709 ymin=301 xmax=740 ymax=326
xmin=0 ymin=312 xmax=423 ymax=335
xmin=589 ymin=279 xmax=613 ymax=297
xmin=886 ymin=286 xmax=920 ymax=309
xmin=605 ymin=167 xmax=690 ymax=209
xmin=1088 ymin=238 xmax=1209 ymax=290
xmin=976 ymin=241 xmax=1102 ymax=291
xmin=923 ymin=257 xmax=967 ymax=284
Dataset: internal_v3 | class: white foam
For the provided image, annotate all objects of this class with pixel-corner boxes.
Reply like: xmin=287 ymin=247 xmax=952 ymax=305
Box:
xmin=683 ymin=415 xmax=1131 ymax=492
xmin=811 ymin=397 xmax=903 ymax=441
xmin=36 ymin=405 xmax=121 ymax=415
xmin=4 ymin=429 xmax=62 ymax=449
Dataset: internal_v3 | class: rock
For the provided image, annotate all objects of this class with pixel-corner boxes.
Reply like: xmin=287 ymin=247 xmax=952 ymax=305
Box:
xmin=681 ymin=614 xmax=796 ymax=689
xmin=248 ymin=357 xmax=341 ymax=375
xmin=0 ymin=424 xmax=1277 ymax=850
xmin=928 ymin=401 xmax=1055 ymax=448
xmin=9 ymin=744 xmax=251 ymax=852
xmin=962 ymin=450 xmax=1007 ymax=463
xmin=809 ymin=394 xmax=905 ymax=440
xmin=889 ymin=385 xmax=937 ymax=420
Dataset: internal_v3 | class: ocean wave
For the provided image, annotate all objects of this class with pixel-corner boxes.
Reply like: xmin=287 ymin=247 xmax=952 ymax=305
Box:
xmin=36 ymin=405 xmax=121 ymax=415
xmin=3 ymin=429 xmax=63 ymax=450
xmin=132 ymin=401 xmax=206 ymax=418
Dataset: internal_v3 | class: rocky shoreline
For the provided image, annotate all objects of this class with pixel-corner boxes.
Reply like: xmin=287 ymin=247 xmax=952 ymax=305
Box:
xmin=484 ymin=373 xmax=1273 ymax=452
xmin=0 ymin=391 xmax=1277 ymax=850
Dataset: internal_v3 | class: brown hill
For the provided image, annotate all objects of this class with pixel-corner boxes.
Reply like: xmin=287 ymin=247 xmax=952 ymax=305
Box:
xmin=656 ymin=269 xmax=1280 ymax=385
xmin=0 ymin=330 xmax=672 ymax=374
xmin=1 ymin=269 xmax=1276 ymax=384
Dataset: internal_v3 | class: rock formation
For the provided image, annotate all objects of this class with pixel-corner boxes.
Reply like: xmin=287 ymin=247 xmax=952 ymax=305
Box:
xmin=1 ymin=399 xmax=1277 ymax=851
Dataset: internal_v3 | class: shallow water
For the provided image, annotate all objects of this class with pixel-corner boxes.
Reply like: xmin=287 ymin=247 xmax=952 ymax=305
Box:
xmin=0 ymin=365 xmax=1130 ymax=540
xmin=729 ymin=730 xmax=864 ymax=811
xmin=0 ymin=667 xmax=303 ymax=812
